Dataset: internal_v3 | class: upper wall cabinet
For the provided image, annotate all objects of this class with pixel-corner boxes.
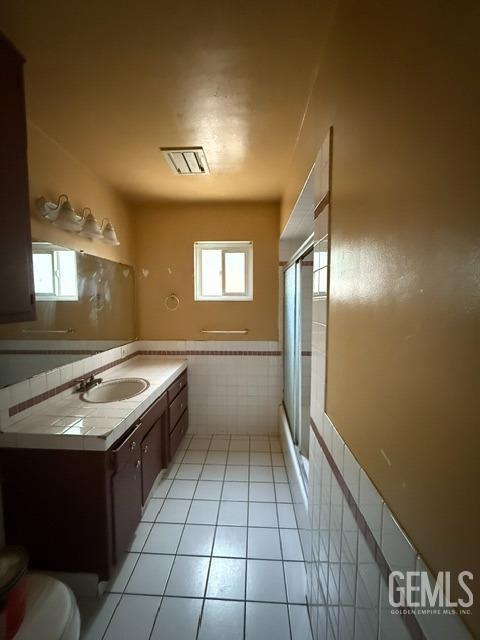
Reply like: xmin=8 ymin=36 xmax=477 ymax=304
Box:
xmin=0 ymin=33 xmax=35 ymax=324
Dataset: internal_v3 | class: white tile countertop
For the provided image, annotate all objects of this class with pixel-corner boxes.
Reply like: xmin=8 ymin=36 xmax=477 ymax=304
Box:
xmin=0 ymin=357 xmax=187 ymax=451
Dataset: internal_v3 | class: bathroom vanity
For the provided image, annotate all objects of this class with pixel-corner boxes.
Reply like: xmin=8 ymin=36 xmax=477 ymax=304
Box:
xmin=0 ymin=360 xmax=188 ymax=580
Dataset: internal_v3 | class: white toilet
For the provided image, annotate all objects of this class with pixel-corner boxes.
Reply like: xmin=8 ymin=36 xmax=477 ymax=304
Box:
xmin=14 ymin=574 xmax=80 ymax=640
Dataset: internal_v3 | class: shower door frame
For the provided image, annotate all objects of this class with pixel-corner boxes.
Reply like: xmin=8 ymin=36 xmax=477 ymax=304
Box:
xmin=282 ymin=234 xmax=314 ymax=462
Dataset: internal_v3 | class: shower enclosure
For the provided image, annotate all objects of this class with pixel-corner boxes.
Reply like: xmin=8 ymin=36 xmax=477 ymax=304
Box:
xmin=283 ymin=246 xmax=313 ymax=463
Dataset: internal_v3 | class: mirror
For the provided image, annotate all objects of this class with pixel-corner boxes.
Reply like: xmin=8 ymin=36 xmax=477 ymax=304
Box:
xmin=0 ymin=242 xmax=136 ymax=387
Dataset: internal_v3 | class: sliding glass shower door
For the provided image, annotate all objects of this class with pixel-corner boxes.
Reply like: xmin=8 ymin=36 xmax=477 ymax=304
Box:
xmin=283 ymin=263 xmax=298 ymax=439
xmin=283 ymin=249 xmax=313 ymax=458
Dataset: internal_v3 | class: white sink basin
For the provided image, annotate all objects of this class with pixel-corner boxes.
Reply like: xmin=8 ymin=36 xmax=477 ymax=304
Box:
xmin=81 ymin=378 xmax=149 ymax=403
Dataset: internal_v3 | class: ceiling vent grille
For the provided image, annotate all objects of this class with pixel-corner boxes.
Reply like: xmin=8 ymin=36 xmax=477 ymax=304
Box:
xmin=161 ymin=147 xmax=210 ymax=175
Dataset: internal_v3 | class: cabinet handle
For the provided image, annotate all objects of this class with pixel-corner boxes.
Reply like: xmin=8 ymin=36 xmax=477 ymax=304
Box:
xmin=130 ymin=441 xmax=136 ymax=451
xmin=180 ymin=403 xmax=184 ymax=410
xmin=144 ymin=444 xmax=149 ymax=453
xmin=136 ymin=459 xmax=141 ymax=469
xmin=179 ymin=382 xmax=183 ymax=388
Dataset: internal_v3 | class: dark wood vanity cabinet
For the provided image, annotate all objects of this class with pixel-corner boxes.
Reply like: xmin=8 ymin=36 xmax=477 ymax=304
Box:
xmin=168 ymin=369 xmax=188 ymax=458
xmin=0 ymin=33 xmax=35 ymax=324
xmin=111 ymin=455 xmax=143 ymax=561
xmin=139 ymin=391 xmax=169 ymax=503
xmin=0 ymin=369 xmax=188 ymax=580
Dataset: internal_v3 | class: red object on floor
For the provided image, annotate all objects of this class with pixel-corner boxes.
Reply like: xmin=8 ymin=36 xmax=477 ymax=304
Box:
xmin=0 ymin=547 xmax=29 ymax=640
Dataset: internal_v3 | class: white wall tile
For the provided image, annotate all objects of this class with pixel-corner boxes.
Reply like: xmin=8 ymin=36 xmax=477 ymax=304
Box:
xmin=359 ymin=470 xmax=384 ymax=551
xmin=11 ymin=380 xmax=30 ymax=405
xmin=414 ymin=557 xmax=472 ymax=640
xmin=381 ymin=506 xmax=417 ymax=573
xmin=29 ymin=373 xmax=47 ymax=397
xmin=330 ymin=425 xmax=345 ymax=473
xmin=343 ymin=445 xmax=360 ymax=502
xmin=306 ymin=409 xmax=474 ymax=640
xmin=321 ymin=413 xmax=333 ymax=453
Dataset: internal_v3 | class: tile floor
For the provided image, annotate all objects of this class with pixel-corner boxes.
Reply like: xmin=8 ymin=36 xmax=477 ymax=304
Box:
xmin=79 ymin=433 xmax=312 ymax=640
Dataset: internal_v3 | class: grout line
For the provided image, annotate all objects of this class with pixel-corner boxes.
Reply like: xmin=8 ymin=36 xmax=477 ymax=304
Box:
xmin=275 ymin=487 xmax=293 ymax=640
xmin=113 ymin=550 xmax=305 ymax=562
xmin=145 ymin=436 xmax=209 ymax=640
xmin=98 ymin=592 xmax=124 ymax=640
xmin=107 ymin=593 xmax=311 ymax=605
xmin=195 ymin=434 xmax=229 ymax=640
xmin=243 ymin=437 xmax=251 ymax=640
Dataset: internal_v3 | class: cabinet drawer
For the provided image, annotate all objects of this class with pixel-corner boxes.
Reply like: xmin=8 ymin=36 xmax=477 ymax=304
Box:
xmin=110 ymin=419 xmax=147 ymax=472
xmin=170 ymin=410 xmax=188 ymax=458
xmin=110 ymin=392 xmax=167 ymax=472
xmin=169 ymin=386 xmax=188 ymax=432
xmin=167 ymin=371 xmax=188 ymax=403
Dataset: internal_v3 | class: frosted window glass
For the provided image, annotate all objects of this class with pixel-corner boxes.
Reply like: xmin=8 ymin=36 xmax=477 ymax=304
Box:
xmin=225 ymin=252 xmax=246 ymax=293
xmin=33 ymin=253 xmax=54 ymax=294
xmin=201 ymin=249 xmax=222 ymax=296
xmin=56 ymin=250 xmax=78 ymax=298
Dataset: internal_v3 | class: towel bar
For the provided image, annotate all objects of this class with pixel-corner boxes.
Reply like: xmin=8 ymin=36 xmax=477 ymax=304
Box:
xmin=201 ymin=329 xmax=248 ymax=334
xmin=22 ymin=328 xmax=75 ymax=334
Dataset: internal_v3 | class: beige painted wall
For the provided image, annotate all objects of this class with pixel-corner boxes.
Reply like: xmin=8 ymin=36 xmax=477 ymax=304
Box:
xmin=282 ymin=1 xmax=479 ymax=634
xmin=134 ymin=202 xmax=279 ymax=341
xmin=27 ymin=122 xmax=135 ymax=266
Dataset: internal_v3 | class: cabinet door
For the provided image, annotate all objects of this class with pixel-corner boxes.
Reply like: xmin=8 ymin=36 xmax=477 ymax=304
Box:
xmin=0 ymin=34 xmax=35 ymax=324
xmin=170 ymin=409 xmax=188 ymax=459
xmin=111 ymin=456 xmax=142 ymax=560
xmin=141 ymin=416 xmax=165 ymax=504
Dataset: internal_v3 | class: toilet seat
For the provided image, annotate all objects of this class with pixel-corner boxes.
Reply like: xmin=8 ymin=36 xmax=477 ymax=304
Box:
xmin=14 ymin=574 xmax=80 ymax=640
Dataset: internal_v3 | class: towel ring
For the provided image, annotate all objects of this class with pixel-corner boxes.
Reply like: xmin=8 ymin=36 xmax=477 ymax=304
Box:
xmin=165 ymin=293 xmax=180 ymax=311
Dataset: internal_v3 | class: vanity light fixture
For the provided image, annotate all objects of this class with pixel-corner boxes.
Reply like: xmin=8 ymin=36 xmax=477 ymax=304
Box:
xmin=36 ymin=195 xmax=120 ymax=246
xmin=79 ymin=208 xmax=103 ymax=239
xmin=36 ymin=194 xmax=83 ymax=231
xmin=102 ymin=220 xmax=120 ymax=246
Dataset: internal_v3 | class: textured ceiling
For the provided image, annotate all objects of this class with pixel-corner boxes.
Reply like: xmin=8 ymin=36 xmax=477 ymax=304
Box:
xmin=0 ymin=0 xmax=322 ymax=203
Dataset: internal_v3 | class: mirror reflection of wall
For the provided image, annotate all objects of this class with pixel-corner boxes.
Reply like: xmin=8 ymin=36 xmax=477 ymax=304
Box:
xmin=0 ymin=242 xmax=136 ymax=387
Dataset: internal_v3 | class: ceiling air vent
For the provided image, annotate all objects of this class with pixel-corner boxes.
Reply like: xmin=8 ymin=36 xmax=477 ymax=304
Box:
xmin=161 ymin=147 xmax=210 ymax=175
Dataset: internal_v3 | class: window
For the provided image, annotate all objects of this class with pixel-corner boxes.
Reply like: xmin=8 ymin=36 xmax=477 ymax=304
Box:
xmin=32 ymin=243 xmax=78 ymax=301
xmin=194 ymin=241 xmax=253 ymax=301
xmin=312 ymin=236 xmax=328 ymax=297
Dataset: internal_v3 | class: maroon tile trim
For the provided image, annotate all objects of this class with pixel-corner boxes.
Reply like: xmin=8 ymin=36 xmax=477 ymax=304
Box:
xmin=8 ymin=351 xmax=138 ymax=417
xmin=310 ymin=417 xmax=427 ymax=640
xmin=7 ymin=348 xmax=282 ymax=418
xmin=137 ymin=350 xmax=282 ymax=356
xmin=0 ymin=349 xmax=97 ymax=355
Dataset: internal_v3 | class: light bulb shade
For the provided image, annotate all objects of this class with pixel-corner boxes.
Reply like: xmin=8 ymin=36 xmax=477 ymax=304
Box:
xmin=36 ymin=196 xmax=60 ymax=221
xmin=80 ymin=212 xmax=103 ymax=238
xmin=102 ymin=221 xmax=120 ymax=245
xmin=52 ymin=200 xmax=82 ymax=231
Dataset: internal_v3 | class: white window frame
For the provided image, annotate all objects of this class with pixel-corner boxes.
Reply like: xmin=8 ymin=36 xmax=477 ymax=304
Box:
xmin=194 ymin=241 xmax=253 ymax=301
xmin=32 ymin=243 xmax=79 ymax=302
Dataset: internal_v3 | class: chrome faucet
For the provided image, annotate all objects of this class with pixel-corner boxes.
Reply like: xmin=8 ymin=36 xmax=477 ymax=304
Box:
xmin=76 ymin=375 xmax=103 ymax=393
